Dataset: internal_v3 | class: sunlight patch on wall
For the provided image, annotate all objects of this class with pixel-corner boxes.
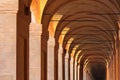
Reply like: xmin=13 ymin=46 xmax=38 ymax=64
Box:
xmin=105 ymin=59 xmax=109 ymax=66
xmin=48 ymin=14 xmax=63 ymax=37
xmin=78 ymin=55 xmax=83 ymax=64
xmin=84 ymin=59 xmax=89 ymax=70
xmin=30 ymin=0 xmax=47 ymax=23
xmin=75 ymin=50 xmax=81 ymax=61
xmin=58 ymin=27 xmax=70 ymax=44
xmin=65 ymin=38 xmax=74 ymax=52
xmin=71 ymin=45 xmax=79 ymax=57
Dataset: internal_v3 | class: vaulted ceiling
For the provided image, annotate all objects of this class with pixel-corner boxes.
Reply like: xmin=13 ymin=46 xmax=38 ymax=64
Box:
xmin=42 ymin=0 xmax=120 ymax=79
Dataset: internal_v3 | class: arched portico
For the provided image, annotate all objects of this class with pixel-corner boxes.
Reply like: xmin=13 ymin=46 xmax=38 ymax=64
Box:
xmin=0 ymin=0 xmax=120 ymax=80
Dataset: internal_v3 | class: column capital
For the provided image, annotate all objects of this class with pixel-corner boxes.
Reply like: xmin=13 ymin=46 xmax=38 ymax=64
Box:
xmin=29 ymin=22 xmax=42 ymax=36
xmin=65 ymin=52 xmax=69 ymax=59
xmin=59 ymin=44 xmax=63 ymax=50
xmin=48 ymin=36 xmax=55 ymax=47
xmin=70 ymin=57 xmax=74 ymax=63
xmin=47 ymin=36 xmax=55 ymax=80
xmin=78 ymin=65 xmax=80 ymax=68
xmin=0 ymin=0 xmax=18 ymax=11
xmin=75 ymin=60 xmax=78 ymax=66
xmin=58 ymin=44 xmax=63 ymax=55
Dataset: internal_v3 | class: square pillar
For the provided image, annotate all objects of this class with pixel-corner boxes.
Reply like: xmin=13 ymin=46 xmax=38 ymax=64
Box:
xmin=65 ymin=52 xmax=69 ymax=80
xmin=106 ymin=64 xmax=110 ymax=80
xmin=83 ymin=70 xmax=87 ymax=80
xmin=118 ymin=30 xmax=120 ymax=80
xmin=0 ymin=0 xmax=18 ymax=80
xmin=29 ymin=23 xmax=42 ymax=80
xmin=47 ymin=36 xmax=55 ymax=80
xmin=113 ymin=56 xmax=116 ymax=80
xmin=74 ymin=61 xmax=77 ymax=80
xmin=70 ymin=58 xmax=74 ymax=80
xmin=58 ymin=44 xmax=63 ymax=80
xmin=77 ymin=65 xmax=80 ymax=80
xmin=110 ymin=60 xmax=113 ymax=80
xmin=119 ymin=40 xmax=120 ymax=80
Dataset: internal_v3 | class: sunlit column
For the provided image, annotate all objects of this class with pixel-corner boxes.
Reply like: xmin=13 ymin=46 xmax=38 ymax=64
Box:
xmin=83 ymin=69 xmax=87 ymax=80
xmin=116 ymin=51 xmax=119 ymax=80
xmin=118 ymin=40 xmax=120 ymax=80
xmin=119 ymin=40 xmax=120 ymax=80
xmin=29 ymin=23 xmax=42 ymax=80
xmin=118 ymin=23 xmax=120 ymax=80
xmin=113 ymin=56 xmax=116 ymax=80
xmin=58 ymin=44 xmax=63 ymax=80
xmin=65 ymin=52 xmax=69 ymax=80
xmin=47 ymin=36 xmax=55 ymax=80
xmin=74 ymin=61 xmax=78 ymax=80
xmin=0 ymin=2 xmax=18 ymax=79
xmin=119 ymin=31 xmax=120 ymax=80
xmin=106 ymin=64 xmax=109 ymax=80
xmin=70 ymin=58 xmax=74 ymax=80
xmin=115 ymin=43 xmax=119 ymax=80
xmin=110 ymin=59 xmax=113 ymax=80
xmin=77 ymin=65 xmax=80 ymax=80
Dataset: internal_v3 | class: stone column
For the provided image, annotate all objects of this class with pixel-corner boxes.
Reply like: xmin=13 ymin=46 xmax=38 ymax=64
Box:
xmin=29 ymin=23 xmax=42 ymax=80
xmin=118 ymin=22 xmax=120 ymax=80
xmin=118 ymin=39 xmax=120 ymax=80
xmin=58 ymin=44 xmax=63 ymax=80
xmin=115 ymin=52 xmax=119 ymax=80
xmin=74 ymin=61 xmax=77 ymax=80
xmin=106 ymin=64 xmax=109 ymax=80
xmin=0 ymin=0 xmax=18 ymax=80
xmin=77 ymin=65 xmax=80 ymax=80
xmin=83 ymin=69 xmax=87 ymax=80
xmin=70 ymin=58 xmax=74 ymax=80
xmin=113 ymin=56 xmax=116 ymax=80
xmin=47 ymin=36 xmax=55 ymax=80
xmin=65 ymin=52 xmax=69 ymax=80
xmin=117 ymin=22 xmax=120 ymax=80
xmin=86 ymin=71 xmax=88 ymax=80
xmin=115 ymin=33 xmax=119 ymax=80
xmin=110 ymin=60 xmax=113 ymax=80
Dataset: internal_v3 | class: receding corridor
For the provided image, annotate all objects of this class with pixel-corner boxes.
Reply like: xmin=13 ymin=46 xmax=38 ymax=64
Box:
xmin=0 ymin=0 xmax=120 ymax=80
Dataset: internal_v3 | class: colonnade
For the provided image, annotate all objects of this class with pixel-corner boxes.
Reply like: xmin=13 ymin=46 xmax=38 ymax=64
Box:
xmin=28 ymin=23 xmax=120 ymax=80
xmin=0 ymin=0 xmax=120 ymax=80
